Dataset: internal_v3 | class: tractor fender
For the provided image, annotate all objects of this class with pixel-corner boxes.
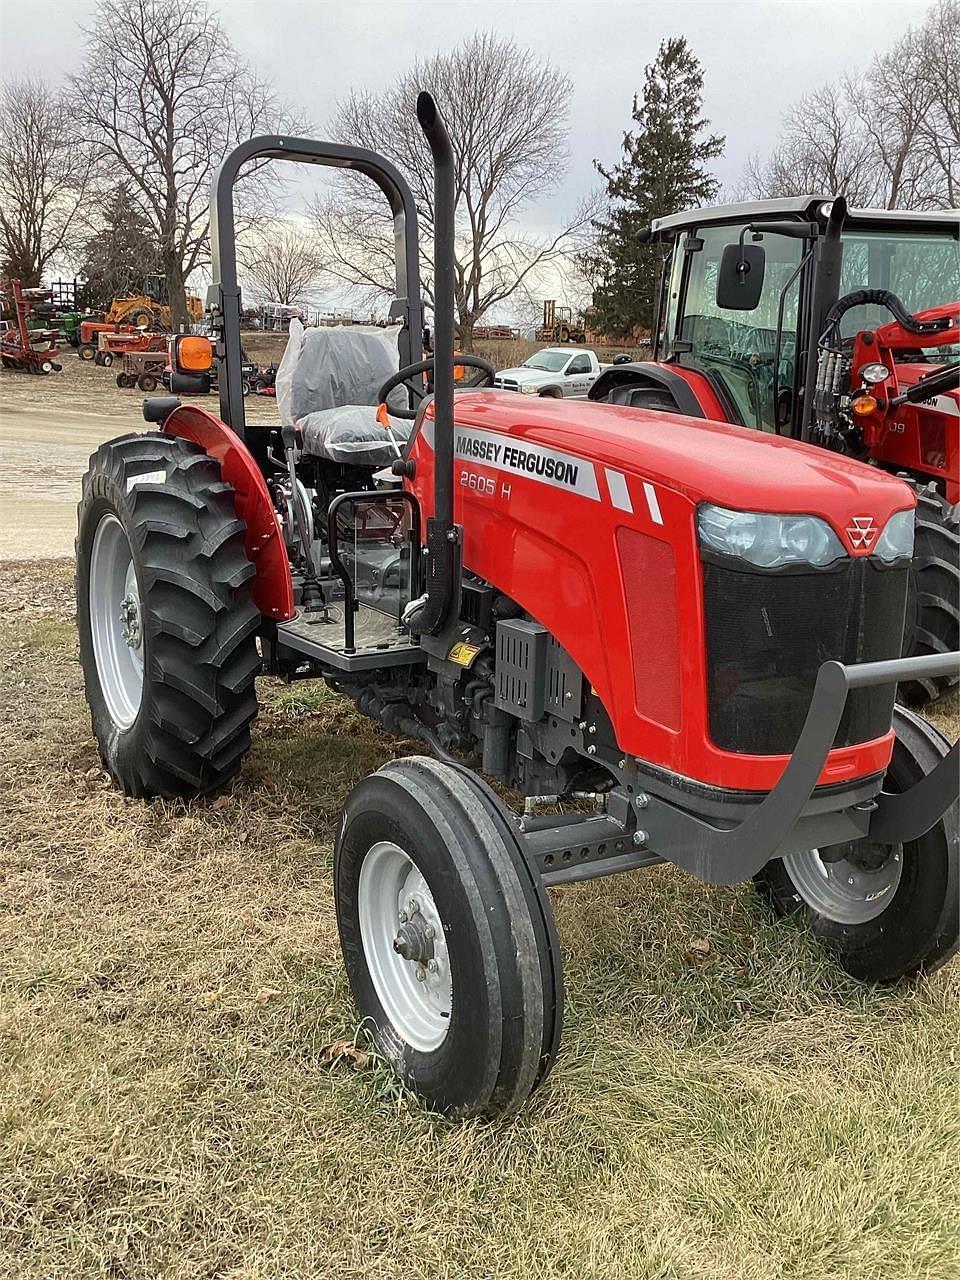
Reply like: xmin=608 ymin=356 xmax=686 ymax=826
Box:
xmin=161 ymin=403 xmax=294 ymax=621
xmin=589 ymin=362 xmax=713 ymax=417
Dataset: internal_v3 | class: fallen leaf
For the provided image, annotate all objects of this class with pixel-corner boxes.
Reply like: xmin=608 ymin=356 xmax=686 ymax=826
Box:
xmin=199 ymin=989 xmax=223 ymax=1007
xmin=319 ymin=1039 xmax=371 ymax=1071
xmin=683 ymin=937 xmax=713 ymax=968
xmin=210 ymin=795 xmax=235 ymax=811
xmin=254 ymin=987 xmax=281 ymax=1005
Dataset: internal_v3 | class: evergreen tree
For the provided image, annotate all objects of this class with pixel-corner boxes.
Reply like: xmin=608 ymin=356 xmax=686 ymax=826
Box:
xmin=79 ymin=185 xmax=161 ymax=309
xmin=587 ymin=37 xmax=724 ymax=337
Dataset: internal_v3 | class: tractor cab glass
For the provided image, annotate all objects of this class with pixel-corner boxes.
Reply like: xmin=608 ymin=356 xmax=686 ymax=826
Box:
xmin=835 ymin=228 xmax=960 ymax=350
xmin=668 ymin=224 xmax=805 ymax=432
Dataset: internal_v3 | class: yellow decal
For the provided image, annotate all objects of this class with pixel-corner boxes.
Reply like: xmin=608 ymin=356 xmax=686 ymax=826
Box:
xmin=448 ymin=640 xmax=482 ymax=668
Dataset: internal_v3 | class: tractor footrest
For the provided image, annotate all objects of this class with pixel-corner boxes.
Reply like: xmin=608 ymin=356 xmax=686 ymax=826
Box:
xmin=275 ymin=606 xmax=425 ymax=672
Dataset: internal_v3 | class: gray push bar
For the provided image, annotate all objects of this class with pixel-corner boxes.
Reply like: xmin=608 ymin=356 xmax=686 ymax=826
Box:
xmin=640 ymin=649 xmax=960 ymax=885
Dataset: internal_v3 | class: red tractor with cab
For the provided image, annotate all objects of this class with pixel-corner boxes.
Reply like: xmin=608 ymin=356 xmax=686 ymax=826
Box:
xmin=75 ymin=100 xmax=959 ymax=1119
xmin=589 ymin=197 xmax=959 ymax=707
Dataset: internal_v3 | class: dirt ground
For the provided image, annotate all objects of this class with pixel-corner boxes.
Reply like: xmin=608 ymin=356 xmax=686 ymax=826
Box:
xmin=0 ymin=338 xmax=285 ymax=560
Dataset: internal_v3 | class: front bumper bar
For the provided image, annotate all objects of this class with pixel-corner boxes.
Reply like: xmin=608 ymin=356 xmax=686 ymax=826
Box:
xmin=633 ymin=650 xmax=959 ymax=885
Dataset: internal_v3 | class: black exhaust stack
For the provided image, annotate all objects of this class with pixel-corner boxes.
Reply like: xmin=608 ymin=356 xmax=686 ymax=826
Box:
xmin=406 ymin=91 xmax=460 ymax=635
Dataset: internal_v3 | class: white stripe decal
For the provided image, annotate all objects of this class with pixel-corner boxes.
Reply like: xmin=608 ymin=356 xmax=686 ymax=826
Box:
xmin=604 ymin=468 xmax=633 ymax=513
xmin=643 ymin=481 xmax=663 ymax=525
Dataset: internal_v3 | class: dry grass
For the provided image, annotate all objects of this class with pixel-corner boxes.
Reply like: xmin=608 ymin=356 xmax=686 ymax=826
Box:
xmin=1 ymin=559 xmax=958 ymax=1280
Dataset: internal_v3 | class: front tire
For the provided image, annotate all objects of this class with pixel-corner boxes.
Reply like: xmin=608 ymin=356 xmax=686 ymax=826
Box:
xmin=76 ymin=433 xmax=261 ymax=797
xmin=900 ymin=485 xmax=959 ymax=707
xmin=335 ymin=757 xmax=563 ymax=1118
xmin=755 ymin=706 xmax=958 ymax=982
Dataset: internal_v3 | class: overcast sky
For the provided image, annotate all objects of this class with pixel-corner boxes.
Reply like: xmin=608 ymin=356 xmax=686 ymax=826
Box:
xmin=0 ymin=0 xmax=938 ymax=311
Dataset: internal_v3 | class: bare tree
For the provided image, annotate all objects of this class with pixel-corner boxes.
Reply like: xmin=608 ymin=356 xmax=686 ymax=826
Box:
xmin=312 ymin=33 xmax=591 ymax=350
xmin=72 ymin=0 xmax=304 ymax=329
xmin=742 ymin=83 xmax=881 ymax=205
xmin=915 ymin=0 xmax=960 ymax=205
xmin=0 ymin=78 xmax=93 ymax=286
xmin=240 ymin=222 xmax=324 ymax=305
xmin=743 ymin=2 xmax=960 ymax=211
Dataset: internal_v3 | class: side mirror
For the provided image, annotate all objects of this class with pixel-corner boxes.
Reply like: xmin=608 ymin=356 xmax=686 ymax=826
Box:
xmin=716 ymin=242 xmax=766 ymax=311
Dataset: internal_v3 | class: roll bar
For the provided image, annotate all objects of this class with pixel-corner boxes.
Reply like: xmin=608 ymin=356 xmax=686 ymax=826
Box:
xmin=207 ymin=136 xmax=425 ymax=438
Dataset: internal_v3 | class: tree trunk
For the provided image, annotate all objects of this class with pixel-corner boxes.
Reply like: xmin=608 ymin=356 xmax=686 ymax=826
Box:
xmin=164 ymin=254 xmax=189 ymax=331
xmin=457 ymin=319 xmax=475 ymax=353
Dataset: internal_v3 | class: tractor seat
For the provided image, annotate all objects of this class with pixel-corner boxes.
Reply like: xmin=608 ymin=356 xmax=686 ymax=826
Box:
xmin=298 ymin=405 xmax=413 ymax=466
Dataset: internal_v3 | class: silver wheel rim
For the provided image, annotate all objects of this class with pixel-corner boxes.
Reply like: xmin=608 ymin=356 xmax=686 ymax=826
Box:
xmin=89 ymin=513 xmax=144 ymax=730
xmin=783 ymin=844 xmax=903 ymax=924
xmin=357 ymin=841 xmax=452 ymax=1052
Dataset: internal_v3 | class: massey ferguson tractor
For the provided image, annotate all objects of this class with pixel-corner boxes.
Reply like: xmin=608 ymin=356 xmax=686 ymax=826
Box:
xmin=75 ymin=97 xmax=959 ymax=1119
xmin=589 ymin=197 xmax=960 ymax=707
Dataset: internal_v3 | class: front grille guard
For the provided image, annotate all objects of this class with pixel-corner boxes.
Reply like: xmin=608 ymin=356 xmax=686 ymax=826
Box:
xmin=640 ymin=651 xmax=959 ymax=885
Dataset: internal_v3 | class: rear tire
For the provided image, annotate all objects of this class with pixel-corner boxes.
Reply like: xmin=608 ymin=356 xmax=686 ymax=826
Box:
xmin=76 ymin=433 xmax=261 ymax=798
xmin=755 ymin=706 xmax=958 ymax=982
xmin=335 ymin=756 xmax=563 ymax=1118
xmin=900 ymin=485 xmax=959 ymax=707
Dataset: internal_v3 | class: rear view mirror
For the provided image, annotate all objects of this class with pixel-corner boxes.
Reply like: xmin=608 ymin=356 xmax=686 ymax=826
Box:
xmin=716 ymin=242 xmax=766 ymax=311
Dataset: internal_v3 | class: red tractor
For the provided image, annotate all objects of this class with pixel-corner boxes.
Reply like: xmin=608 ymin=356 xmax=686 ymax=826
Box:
xmin=75 ymin=100 xmax=958 ymax=1119
xmin=589 ymin=198 xmax=959 ymax=707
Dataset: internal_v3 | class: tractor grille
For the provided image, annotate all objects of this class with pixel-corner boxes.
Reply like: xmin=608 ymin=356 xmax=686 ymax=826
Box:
xmin=702 ymin=556 xmax=909 ymax=756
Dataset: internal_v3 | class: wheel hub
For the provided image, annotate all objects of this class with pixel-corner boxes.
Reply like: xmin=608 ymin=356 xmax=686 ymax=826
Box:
xmin=358 ymin=842 xmax=452 ymax=1051
xmin=783 ymin=839 xmax=903 ymax=924
xmin=119 ymin=592 xmax=142 ymax=651
xmin=89 ymin=514 xmax=145 ymax=731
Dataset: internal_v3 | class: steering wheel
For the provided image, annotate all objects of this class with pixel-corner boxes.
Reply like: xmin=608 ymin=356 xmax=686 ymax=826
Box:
xmin=377 ymin=355 xmax=496 ymax=420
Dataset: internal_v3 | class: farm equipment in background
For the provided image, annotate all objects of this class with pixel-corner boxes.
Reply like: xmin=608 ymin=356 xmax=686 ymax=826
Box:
xmin=591 ymin=197 xmax=960 ymax=706
xmin=115 ymin=349 xmax=169 ymax=391
xmin=77 ymin=320 xmax=128 ymax=361
xmin=0 ymin=280 xmax=62 ymax=375
xmin=94 ymin=329 xmax=167 ymax=368
xmin=105 ymin=275 xmax=205 ymax=331
xmin=537 ymin=299 xmax=586 ymax=344
xmin=75 ymin=96 xmax=959 ymax=1121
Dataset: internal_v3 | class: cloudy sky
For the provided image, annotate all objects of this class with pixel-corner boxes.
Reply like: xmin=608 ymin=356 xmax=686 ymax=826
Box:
xmin=0 ymin=0 xmax=937 ymax=310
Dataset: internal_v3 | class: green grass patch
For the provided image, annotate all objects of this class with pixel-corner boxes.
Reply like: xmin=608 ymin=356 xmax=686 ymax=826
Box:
xmin=1 ymin=560 xmax=957 ymax=1279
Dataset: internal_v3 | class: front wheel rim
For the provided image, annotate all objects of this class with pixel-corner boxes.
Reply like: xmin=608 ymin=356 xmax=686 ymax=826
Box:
xmin=783 ymin=843 xmax=903 ymax=924
xmin=89 ymin=513 xmax=145 ymax=730
xmin=357 ymin=841 xmax=453 ymax=1052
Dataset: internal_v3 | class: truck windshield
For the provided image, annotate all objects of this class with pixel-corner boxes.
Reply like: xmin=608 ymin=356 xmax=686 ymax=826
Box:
xmin=673 ymin=224 xmax=804 ymax=432
xmin=523 ymin=351 xmax=569 ymax=372
xmin=836 ymin=228 xmax=960 ymax=345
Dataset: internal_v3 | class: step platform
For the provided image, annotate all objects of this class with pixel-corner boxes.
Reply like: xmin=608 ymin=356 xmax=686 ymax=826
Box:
xmin=275 ymin=604 xmax=425 ymax=672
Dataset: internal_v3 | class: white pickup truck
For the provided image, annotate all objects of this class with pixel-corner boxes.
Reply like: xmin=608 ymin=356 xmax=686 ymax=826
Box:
xmin=493 ymin=347 xmax=607 ymax=399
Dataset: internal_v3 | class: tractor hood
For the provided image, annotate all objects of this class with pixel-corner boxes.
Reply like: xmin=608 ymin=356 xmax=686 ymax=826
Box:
xmin=419 ymin=391 xmax=916 ymax=549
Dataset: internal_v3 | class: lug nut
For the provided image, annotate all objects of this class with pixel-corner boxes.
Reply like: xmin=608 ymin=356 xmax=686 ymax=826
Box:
xmin=586 ymin=745 xmax=597 ymax=755
xmin=636 ymin=793 xmax=649 ymax=809
xmin=398 ymin=910 xmax=408 ymax=924
xmin=633 ymin=830 xmax=648 ymax=847
xmin=426 ymin=925 xmax=436 ymax=940
xmin=415 ymin=966 xmax=426 ymax=982
xmin=427 ymin=959 xmax=439 ymax=974
xmin=407 ymin=897 xmax=419 ymax=915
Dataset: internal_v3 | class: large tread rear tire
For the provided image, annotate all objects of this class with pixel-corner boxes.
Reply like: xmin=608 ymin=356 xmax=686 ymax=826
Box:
xmin=900 ymin=484 xmax=959 ymax=707
xmin=754 ymin=706 xmax=958 ymax=982
xmin=335 ymin=756 xmax=563 ymax=1118
xmin=76 ymin=432 xmax=260 ymax=798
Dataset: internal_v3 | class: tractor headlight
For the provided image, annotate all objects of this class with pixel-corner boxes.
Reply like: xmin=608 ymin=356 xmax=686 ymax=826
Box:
xmin=873 ymin=508 xmax=915 ymax=563
xmin=697 ymin=504 xmax=846 ymax=569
